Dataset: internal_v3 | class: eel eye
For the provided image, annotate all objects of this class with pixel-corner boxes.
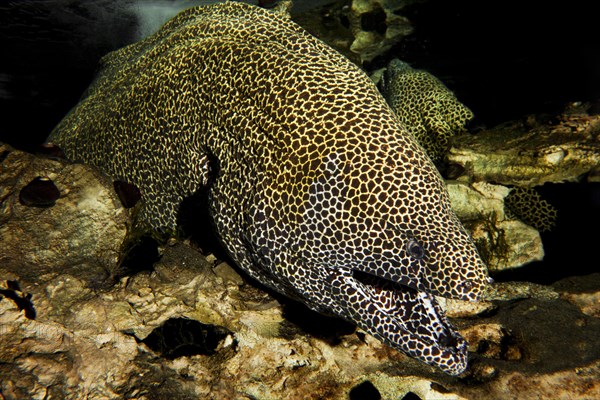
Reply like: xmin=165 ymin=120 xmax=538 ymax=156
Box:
xmin=406 ymin=238 xmax=425 ymax=260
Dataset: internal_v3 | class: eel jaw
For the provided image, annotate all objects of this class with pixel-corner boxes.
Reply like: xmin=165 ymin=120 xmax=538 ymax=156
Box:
xmin=349 ymin=271 xmax=468 ymax=375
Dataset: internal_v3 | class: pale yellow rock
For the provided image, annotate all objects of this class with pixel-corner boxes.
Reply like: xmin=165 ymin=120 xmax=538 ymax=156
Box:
xmin=447 ymin=180 xmax=544 ymax=271
xmin=448 ymin=114 xmax=600 ymax=186
xmin=0 ymin=144 xmax=131 ymax=284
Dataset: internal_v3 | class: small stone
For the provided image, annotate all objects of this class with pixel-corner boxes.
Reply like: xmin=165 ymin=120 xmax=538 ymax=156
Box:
xmin=204 ymin=253 xmax=218 ymax=264
xmin=461 ymin=323 xmax=507 ymax=358
xmin=504 ymin=344 xmax=522 ymax=361
xmin=469 ymin=363 xmax=498 ymax=382
xmin=544 ymin=149 xmax=565 ymax=165
xmin=213 ymin=262 xmax=245 ymax=286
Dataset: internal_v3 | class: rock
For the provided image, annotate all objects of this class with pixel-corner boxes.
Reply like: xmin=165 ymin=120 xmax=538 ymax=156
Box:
xmin=292 ymin=0 xmax=417 ymax=65
xmin=442 ymin=297 xmax=497 ymax=319
xmin=0 ymin=279 xmax=141 ymax=400
xmin=212 ymin=261 xmax=246 ymax=286
xmin=291 ymin=1 xmax=359 ymax=64
xmin=440 ymin=295 xmax=600 ymax=398
xmin=348 ymin=0 xmax=416 ymax=64
xmin=460 ymin=361 xmax=600 ymax=400
xmin=486 ymin=298 xmax=600 ymax=373
xmin=485 ymin=281 xmax=559 ymax=301
xmin=554 ymin=273 xmax=600 ymax=318
xmin=0 ymin=143 xmax=131 ymax=285
xmin=0 ymin=237 xmax=445 ymax=399
xmin=4 ymin=252 xmax=600 ymax=399
xmin=447 ymin=181 xmax=508 ymax=221
xmin=461 ymin=323 xmax=522 ymax=361
xmin=469 ymin=219 xmax=544 ymax=272
xmin=442 ymin=281 xmax=559 ymax=319
xmin=448 ymin=112 xmax=600 ymax=187
xmin=357 ymin=373 xmax=468 ymax=400
xmin=447 ymin=180 xmax=544 ymax=271
xmin=2 ymin=160 xmax=600 ymax=398
xmin=561 ymin=291 xmax=600 ymax=318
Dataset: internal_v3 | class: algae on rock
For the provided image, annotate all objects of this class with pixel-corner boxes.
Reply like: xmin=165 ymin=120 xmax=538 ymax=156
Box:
xmin=448 ymin=112 xmax=600 ymax=187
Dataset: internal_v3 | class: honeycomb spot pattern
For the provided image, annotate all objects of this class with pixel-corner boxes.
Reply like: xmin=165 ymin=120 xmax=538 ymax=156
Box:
xmin=49 ymin=2 xmax=488 ymax=375
xmin=505 ymin=187 xmax=557 ymax=232
xmin=381 ymin=59 xmax=474 ymax=164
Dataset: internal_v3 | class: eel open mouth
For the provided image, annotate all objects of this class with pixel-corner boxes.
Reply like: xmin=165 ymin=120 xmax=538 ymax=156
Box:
xmin=345 ymin=270 xmax=469 ymax=375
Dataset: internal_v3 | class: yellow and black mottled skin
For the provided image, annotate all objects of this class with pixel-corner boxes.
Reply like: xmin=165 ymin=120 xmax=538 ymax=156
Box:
xmin=381 ymin=59 xmax=474 ymax=164
xmin=49 ymin=2 xmax=489 ymax=375
xmin=505 ymin=187 xmax=557 ymax=232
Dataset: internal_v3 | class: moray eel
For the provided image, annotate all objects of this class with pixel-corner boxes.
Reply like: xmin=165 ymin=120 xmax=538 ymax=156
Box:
xmin=380 ymin=59 xmax=474 ymax=164
xmin=49 ymin=2 xmax=489 ymax=375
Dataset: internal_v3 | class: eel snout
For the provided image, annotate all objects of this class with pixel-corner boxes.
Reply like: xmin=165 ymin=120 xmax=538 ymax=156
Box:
xmin=334 ymin=270 xmax=469 ymax=375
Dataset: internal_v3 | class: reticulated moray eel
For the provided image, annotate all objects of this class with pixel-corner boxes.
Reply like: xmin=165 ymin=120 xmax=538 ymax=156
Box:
xmin=49 ymin=1 xmax=489 ymax=375
xmin=380 ymin=59 xmax=474 ymax=164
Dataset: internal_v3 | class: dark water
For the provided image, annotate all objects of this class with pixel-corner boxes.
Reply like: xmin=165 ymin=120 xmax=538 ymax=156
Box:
xmin=1 ymin=0 xmax=598 ymax=282
xmin=393 ymin=0 xmax=600 ymax=127
xmin=495 ymin=182 xmax=600 ymax=284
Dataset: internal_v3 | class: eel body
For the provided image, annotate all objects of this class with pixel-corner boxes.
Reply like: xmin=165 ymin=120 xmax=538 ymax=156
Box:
xmin=381 ymin=59 xmax=474 ymax=164
xmin=49 ymin=2 xmax=489 ymax=375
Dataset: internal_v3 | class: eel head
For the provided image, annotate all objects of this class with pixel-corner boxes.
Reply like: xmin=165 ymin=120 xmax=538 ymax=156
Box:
xmin=291 ymin=151 xmax=489 ymax=375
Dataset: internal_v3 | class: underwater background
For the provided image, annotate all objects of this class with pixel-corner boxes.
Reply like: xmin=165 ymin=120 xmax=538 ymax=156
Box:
xmin=1 ymin=0 xmax=598 ymax=282
xmin=1 ymin=1 xmax=600 ymax=398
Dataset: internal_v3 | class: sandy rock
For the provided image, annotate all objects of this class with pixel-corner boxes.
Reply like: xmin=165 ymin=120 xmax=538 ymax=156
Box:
xmin=292 ymin=0 xmax=417 ymax=65
xmin=447 ymin=180 xmax=544 ymax=271
xmin=0 ymin=143 xmax=131 ymax=285
xmin=448 ymin=113 xmax=600 ymax=187
xmin=554 ymin=273 xmax=600 ymax=318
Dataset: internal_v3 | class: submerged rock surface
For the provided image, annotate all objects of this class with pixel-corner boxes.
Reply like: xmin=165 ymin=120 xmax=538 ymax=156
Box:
xmin=448 ymin=111 xmax=600 ymax=187
xmin=2 ymin=143 xmax=600 ymax=399
xmin=0 ymin=143 xmax=131 ymax=285
xmin=2 ymin=1 xmax=600 ymax=399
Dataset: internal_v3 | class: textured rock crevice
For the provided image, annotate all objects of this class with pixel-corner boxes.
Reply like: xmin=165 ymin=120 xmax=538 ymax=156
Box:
xmin=448 ymin=111 xmax=600 ymax=187
xmin=2 ymin=1 xmax=600 ymax=398
xmin=0 ymin=143 xmax=131 ymax=286
xmin=1 ymin=143 xmax=599 ymax=398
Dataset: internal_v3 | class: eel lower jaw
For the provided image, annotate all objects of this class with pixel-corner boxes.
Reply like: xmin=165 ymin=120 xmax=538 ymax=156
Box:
xmin=352 ymin=271 xmax=468 ymax=375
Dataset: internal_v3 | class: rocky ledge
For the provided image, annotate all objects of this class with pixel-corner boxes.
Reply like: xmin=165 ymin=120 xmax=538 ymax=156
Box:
xmin=1 ymin=133 xmax=599 ymax=399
